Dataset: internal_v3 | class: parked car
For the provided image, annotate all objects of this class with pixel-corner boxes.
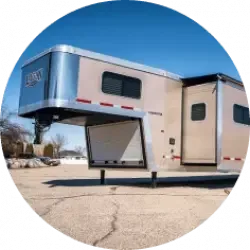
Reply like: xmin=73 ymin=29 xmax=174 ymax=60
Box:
xmin=36 ymin=157 xmax=60 ymax=166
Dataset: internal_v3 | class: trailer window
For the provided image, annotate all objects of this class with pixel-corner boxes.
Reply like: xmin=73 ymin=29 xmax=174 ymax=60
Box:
xmin=191 ymin=103 xmax=206 ymax=121
xmin=233 ymin=104 xmax=250 ymax=125
xmin=102 ymin=72 xmax=141 ymax=99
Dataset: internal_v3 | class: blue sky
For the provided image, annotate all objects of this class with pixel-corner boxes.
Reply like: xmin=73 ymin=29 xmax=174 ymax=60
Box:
xmin=3 ymin=1 xmax=240 ymax=150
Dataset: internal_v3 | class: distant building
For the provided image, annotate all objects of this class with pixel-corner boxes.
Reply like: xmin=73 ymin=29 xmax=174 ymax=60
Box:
xmin=59 ymin=150 xmax=87 ymax=159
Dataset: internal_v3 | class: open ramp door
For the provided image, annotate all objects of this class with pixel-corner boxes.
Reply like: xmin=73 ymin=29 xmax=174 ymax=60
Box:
xmin=86 ymin=120 xmax=146 ymax=168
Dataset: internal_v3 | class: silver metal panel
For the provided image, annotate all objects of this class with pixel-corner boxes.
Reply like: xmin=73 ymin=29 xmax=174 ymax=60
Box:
xmin=22 ymin=44 xmax=181 ymax=80
xmin=142 ymin=113 xmax=159 ymax=171
xmin=19 ymin=53 xmax=51 ymax=108
xmin=216 ymin=80 xmax=223 ymax=167
xmin=217 ymin=161 xmax=247 ymax=174
xmin=19 ymin=52 xmax=79 ymax=113
xmin=18 ymin=99 xmax=146 ymax=118
xmin=48 ymin=52 xmax=79 ymax=100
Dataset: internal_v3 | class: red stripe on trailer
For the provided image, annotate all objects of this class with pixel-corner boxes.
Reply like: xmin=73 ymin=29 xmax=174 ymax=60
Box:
xmin=76 ymin=99 xmax=160 ymax=113
xmin=173 ymin=155 xmax=181 ymax=160
xmin=234 ymin=157 xmax=242 ymax=161
xmin=76 ymin=98 xmax=92 ymax=104
xmin=121 ymin=105 xmax=134 ymax=110
xmin=222 ymin=157 xmax=244 ymax=161
xmin=100 ymin=102 xmax=114 ymax=107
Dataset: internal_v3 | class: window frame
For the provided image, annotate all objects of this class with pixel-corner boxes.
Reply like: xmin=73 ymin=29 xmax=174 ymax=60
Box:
xmin=191 ymin=102 xmax=206 ymax=121
xmin=101 ymin=71 xmax=142 ymax=99
xmin=233 ymin=104 xmax=250 ymax=126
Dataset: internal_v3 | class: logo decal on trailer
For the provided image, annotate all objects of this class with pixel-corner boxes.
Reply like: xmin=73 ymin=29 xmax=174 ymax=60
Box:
xmin=25 ymin=68 xmax=43 ymax=87
xmin=148 ymin=111 xmax=163 ymax=116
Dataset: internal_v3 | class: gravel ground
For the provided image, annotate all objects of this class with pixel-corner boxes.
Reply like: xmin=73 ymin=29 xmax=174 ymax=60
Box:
xmin=10 ymin=165 xmax=237 ymax=250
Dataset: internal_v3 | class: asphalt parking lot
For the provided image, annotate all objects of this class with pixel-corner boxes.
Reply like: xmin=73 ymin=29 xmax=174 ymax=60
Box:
xmin=10 ymin=165 xmax=237 ymax=250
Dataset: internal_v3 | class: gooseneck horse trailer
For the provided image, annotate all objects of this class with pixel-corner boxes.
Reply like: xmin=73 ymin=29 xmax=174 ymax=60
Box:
xmin=18 ymin=45 xmax=250 ymax=186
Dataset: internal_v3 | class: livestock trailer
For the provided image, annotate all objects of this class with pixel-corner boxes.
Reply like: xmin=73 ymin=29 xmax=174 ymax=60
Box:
xmin=18 ymin=45 xmax=250 ymax=186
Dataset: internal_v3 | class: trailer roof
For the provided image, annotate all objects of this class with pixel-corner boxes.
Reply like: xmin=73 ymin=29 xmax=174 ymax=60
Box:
xmin=182 ymin=73 xmax=243 ymax=87
xmin=22 ymin=44 xmax=181 ymax=80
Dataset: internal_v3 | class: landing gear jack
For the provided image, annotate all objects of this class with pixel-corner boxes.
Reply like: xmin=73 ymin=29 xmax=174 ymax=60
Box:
xmin=33 ymin=114 xmax=53 ymax=144
xmin=151 ymin=172 xmax=157 ymax=188
xmin=100 ymin=170 xmax=105 ymax=185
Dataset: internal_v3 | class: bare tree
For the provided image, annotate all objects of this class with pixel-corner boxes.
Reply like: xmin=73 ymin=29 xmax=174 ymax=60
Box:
xmin=74 ymin=146 xmax=86 ymax=157
xmin=1 ymin=105 xmax=32 ymax=157
xmin=51 ymin=133 xmax=68 ymax=158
